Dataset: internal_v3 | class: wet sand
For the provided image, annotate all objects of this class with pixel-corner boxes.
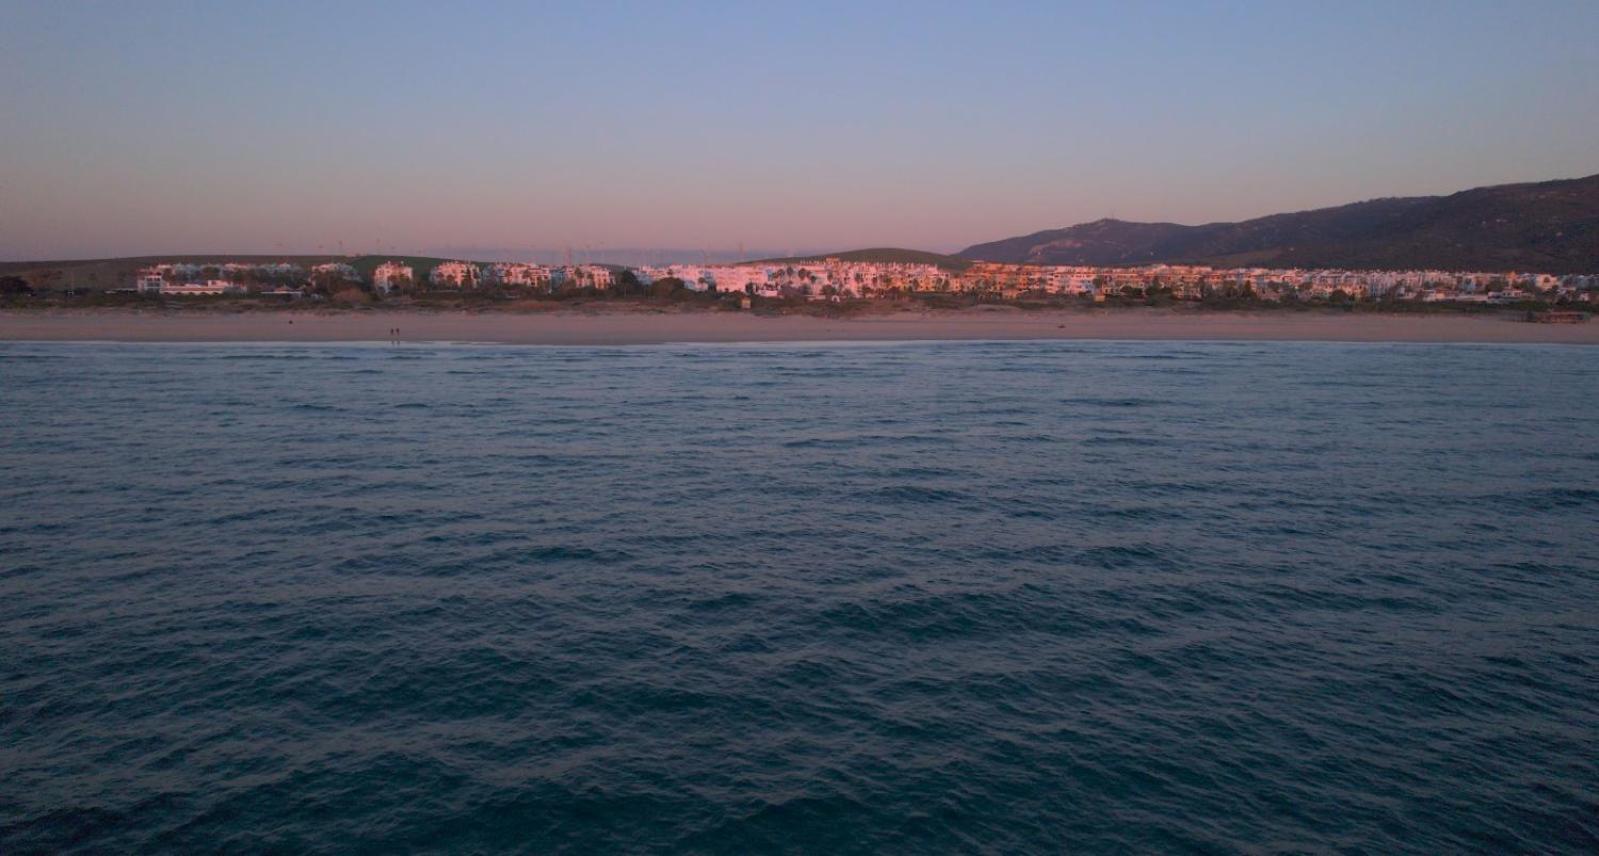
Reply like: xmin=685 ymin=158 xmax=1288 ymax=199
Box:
xmin=2 ymin=307 xmax=1595 ymax=345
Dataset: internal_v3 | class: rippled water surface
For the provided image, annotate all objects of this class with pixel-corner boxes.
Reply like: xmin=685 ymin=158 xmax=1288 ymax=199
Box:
xmin=3 ymin=340 xmax=1597 ymax=853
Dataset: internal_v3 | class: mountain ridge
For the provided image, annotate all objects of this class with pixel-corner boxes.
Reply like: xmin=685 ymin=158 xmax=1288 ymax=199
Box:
xmin=959 ymin=174 xmax=1599 ymax=273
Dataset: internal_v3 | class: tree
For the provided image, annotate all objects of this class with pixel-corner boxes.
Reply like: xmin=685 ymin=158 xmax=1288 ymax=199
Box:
xmin=649 ymin=276 xmax=685 ymax=300
xmin=310 ymin=270 xmax=343 ymax=293
xmin=615 ymin=269 xmax=643 ymax=296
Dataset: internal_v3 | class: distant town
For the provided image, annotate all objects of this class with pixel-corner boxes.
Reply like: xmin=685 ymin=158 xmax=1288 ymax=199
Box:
xmin=4 ymin=256 xmax=1598 ymax=311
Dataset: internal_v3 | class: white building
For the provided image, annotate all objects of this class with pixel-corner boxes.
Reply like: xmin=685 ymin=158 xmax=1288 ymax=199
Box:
xmin=430 ymin=261 xmax=479 ymax=288
xmin=134 ymin=268 xmax=165 ymax=293
xmin=572 ymin=265 xmax=613 ymax=289
xmin=372 ymin=261 xmax=414 ymax=294
xmin=161 ymin=280 xmax=238 ymax=296
xmin=707 ymin=265 xmax=769 ymax=295
xmin=311 ymin=263 xmax=360 ymax=282
xmin=638 ymin=265 xmax=709 ymax=289
xmin=483 ymin=263 xmax=552 ymax=289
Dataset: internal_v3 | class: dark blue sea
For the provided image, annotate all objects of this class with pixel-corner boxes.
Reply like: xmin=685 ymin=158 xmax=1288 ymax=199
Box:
xmin=2 ymin=340 xmax=1596 ymax=854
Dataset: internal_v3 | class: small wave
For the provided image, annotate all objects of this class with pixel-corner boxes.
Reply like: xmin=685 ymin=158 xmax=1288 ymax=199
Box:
xmin=1081 ymin=435 xmax=1164 ymax=447
xmin=1075 ymin=543 xmax=1172 ymax=569
xmin=853 ymin=485 xmax=969 ymax=504
xmin=1060 ymin=396 xmax=1160 ymax=407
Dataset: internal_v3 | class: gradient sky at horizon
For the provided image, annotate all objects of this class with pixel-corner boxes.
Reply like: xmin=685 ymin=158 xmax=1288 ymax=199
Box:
xmin=3 ymin=0 xmax=1597 ymax=260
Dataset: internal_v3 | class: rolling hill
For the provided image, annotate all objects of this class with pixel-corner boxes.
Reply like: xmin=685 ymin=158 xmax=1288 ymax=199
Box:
xmin=959 ymin=174 xmax=1599 ymax=273
xmin=0 ymin=254 xmax=472 ymax=291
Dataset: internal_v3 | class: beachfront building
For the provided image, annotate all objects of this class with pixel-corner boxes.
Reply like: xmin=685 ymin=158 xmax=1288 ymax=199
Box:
xmin=706 ymin=265 xmax=769 ymax=295
xmin=960 ymin=262 xmax=1036 ymax=297
xmin=571 ymin=265 xmax=613 ymax=289
xmin=1056 ymin=268 xmax=1100 ymax=296
xmin=116 ymin=256 xmax=1592 ymax=306
xmin=160 ymin=279 xmax=239 ymax=296
xmin=372 ymin=261 xmax=414 ymax=294
xmin=223 ymin=262 xmax=304 ymax=280
xmin=639 ymin=265 xmax=710 ymax=289
xmin=385 ymin=259 xmax=1595 ymax=305
xmin=482 ymin=263 xmax=553 ymax=289
xmin=134 ymin=268 xmax=165 ymax=294
xmin=591 ymin=261 xmax=1599 ymax=305
xmin=429 ymin=261 xmax=479 ymax=289
xmin=311 ymin=263 xmax=361 ymax=282
xmin=754 ymin=259 xmax=950 ymax=299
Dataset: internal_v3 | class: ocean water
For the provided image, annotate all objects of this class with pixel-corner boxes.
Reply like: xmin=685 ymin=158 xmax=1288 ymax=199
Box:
xmin=2 ymin=339 xmax=1596 ymax=854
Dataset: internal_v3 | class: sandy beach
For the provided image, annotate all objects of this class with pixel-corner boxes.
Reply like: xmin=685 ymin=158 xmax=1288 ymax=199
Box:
xmin=1 ymin=307 xmax=1595 ymax=345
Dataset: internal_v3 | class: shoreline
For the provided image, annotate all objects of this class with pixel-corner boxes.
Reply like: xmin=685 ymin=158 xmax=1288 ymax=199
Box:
xmin=2 ymin=307 xmax=1596 ymax=345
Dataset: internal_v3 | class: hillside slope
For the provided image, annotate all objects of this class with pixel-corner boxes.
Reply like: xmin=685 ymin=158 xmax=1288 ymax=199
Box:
xmin=960 ymin=174 xmax=1599 ymax=272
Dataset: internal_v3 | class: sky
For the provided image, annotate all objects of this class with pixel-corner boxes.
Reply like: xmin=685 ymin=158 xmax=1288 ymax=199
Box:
xmin=2 ymin=0 xmax=1597 ymax=260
